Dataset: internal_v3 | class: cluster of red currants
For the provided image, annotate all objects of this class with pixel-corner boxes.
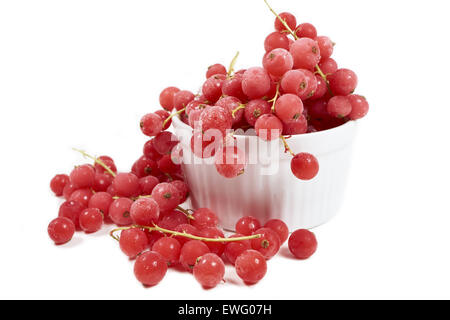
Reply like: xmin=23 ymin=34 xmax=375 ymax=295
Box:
xmin=139 ymin=1 xmax=369 ymax=182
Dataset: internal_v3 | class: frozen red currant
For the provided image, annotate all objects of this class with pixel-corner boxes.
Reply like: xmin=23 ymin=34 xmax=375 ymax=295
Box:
xmin=295 ymin=22 xmax=317 ymax=39
xmin=224 ymin=234 xmax=251 ymax=265
xmin=152 ymin=237 xmax=181 ymax=266
xmin=264 ymin=219 xmax=289 ymax=244
xmin=274 ymin=12 xmax=296 ymax=33
xmin=327 ymin=96 xmax=352 ymax=118
xmin=179 ymin=240 xmax=210 ymax=272
xmin=236 ymin=216 xmax=261 ymax=236
xmin=235 ymin=250 xmax=267 ymax=285
xmin=140 ymin=113 xmax=163 ymax=137
xmin=193 ymin=253 xmax=225 ymax=289
xmin=328 ymin=68 xmax=358 ymax=96
xmin=191 ymin=208 xmax=218 ymax=230
xmin=48 ymin=217 xmax=75 ymax=245
xmin=134 ymin=251 xmax=168 ymax=286
xmin=109 ymin=197 xmax=134 ymax=226
xmin=70 ymin=164 xmax=95 ymax=189
xmin=255 ymin=114 xmax=283 ymax=141
xmin=290 ymin=38 xmax=321 ymax=71
xmin=112 ymin=172 xmax=141 ymax=198
xmin=58 ymin=200 xmax=86 ymax=230
xmin=119 ymin=228 xmax=149 ymax=258
xmin=199 ymin=227 xmax=226 ymax=256
xmin=348 ymin=94 xmax=369 ymax=120
xmin=288 ymin=229 xmax=318 ymax=259
xmin=291 ymin=153 xmax=319 ymax=181
xmin=215 ymin=146 xmax=247 ymax=179
xmin=79 ymin=208 xmax=103 ymax=233
xmin=159 ymin=87 xmax=180 ymax=111
xmin=130 ymin=198 xmax=160 ymax=226
xmin=206 ymin=63 xmax=227 ymax=79
xmin=151 ymin=182 xmax=181 ymax=212
xmin=50 ymin=174 xmax=70 ymax=197
xmin=88 ymin=192 xmax=113 ymax=219
xmin=251 ymin=227 xmax=281 ymax=260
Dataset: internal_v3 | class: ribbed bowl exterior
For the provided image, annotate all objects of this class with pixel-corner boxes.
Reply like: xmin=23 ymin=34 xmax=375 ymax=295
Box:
xmin=173 ymin=117 xmax=357 ymax=231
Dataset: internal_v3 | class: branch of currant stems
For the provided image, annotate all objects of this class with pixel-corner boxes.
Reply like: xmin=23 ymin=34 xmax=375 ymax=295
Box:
xmin=73 ymin=148 xmax=262 ymax=244
xmin=74 ymin=3 xmax=327 ymax=245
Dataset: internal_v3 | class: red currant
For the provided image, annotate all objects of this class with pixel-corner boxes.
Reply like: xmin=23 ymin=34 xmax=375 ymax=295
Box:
xmin=291 ymin=153 xmax=319 ymax=181
xmin=58 ymin=200 xmax=86 ymax=229
xmin=70 ymin=164 xmax=95 ymax=189
xmin=159 ymin=87 xmax=180 ymax=111
xmin=264 ymin=219 xmax=289 ymax=244
xmin=235 ymin=216 xmax=261 ymax=236
xmin=50 ymin=174 xmax=70 ymax=197
xmin=179 ymin=240 xmax=210 ymax=272
xmin=109 ymin=198 xmax=133 ymax=226
xmin=134 ymin=251 xmax=167 ymax=286
xmin=224 ymin=234 xmax=251 ymax=265
xmin=151 ymin=182 xmax=181 ymax=212
xmin=193 ymin=253 xmax=225 ymax=289
xmin=140 ymin=113 xmax=163 ymax=137
xmin=48 ymin=217 xmax=75 ymax=245
xmin=235 ymin=250 xmax=267 ymax=285
xmin=288 ymin=229 xmax=318 ymax=259
xmin=152 ymin=237 xmax=181 ymax=266
xmin=251 ymin=227 xmax=281 ymax=260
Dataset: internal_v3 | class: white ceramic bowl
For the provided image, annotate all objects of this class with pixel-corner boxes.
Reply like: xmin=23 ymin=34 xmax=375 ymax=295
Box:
xmin=172 ymin=116 xmax=357 ymax=231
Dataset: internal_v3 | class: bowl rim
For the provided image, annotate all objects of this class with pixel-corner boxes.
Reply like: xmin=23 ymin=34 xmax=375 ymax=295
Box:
xmin=172 ymin=115 xmax=357 ymax=140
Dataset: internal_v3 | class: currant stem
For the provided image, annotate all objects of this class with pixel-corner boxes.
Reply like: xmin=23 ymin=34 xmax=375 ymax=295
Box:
xmin=110 ymin=225 xmax=261 ymax=243
xmin=280 ymin=136 xmax=296 ymax=157
xmin=263 ymin=0 xmax=298 ymax=40
xmin=228 ymin=51 xmax=240 ymax=77
xmin=270 ymin=82 xmax=280 ymax=112
xmin=231 ymin=104 xmax=246 ymax=118
xmin=315 ymin=65 xmax=333 ymax=96
xmin=163 ymin=107 xmax=186 ymax=127
xmin=72 ymin=148 xmax=117 ymax=177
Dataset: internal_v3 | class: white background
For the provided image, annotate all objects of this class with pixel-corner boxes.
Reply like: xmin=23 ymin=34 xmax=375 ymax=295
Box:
xmin=1 ymin=0 xmax=450 ymax=300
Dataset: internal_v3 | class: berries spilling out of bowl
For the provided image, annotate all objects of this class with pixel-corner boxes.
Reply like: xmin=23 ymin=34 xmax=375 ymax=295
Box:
xmin=48 ymin=1 xmax=367 ymax=289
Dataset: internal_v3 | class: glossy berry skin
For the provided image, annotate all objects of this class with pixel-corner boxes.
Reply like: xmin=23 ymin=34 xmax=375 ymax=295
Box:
xmin=306 ymin=99 xmax=330 ymax=121
xmin=130 ymin=198 xmax=160 ymax=226
xmin=155 ymin=109 xmax=171 ymax=130
xmin=328 ymin=69 xmax=358 ymax=96
xmin=235 ymin=250 xmax=267 ymax=285
xmin=134 ymin=156 xmax=159 ymax=178
xmin=79 ymin=208 xmax=103 ymax=233
xmin=88 ymin=192 xmax=113 ymax=219
xmin=316 ymin=36 xmax=334 ymax=61
xmin=235 ymin=216 xmax=261 ymax=236
xmin=140 ymin=113 xmax=163 ymax=137
xmin=119 ymin=228 xmax=149 ymax=258
xmin=215 ymin=96 xmax=244 ymax=125
xmin=153 ymin=131 xmax=179 ymax=155
xmin=310 ymin=75 xmax=327 ymax=100
xmin=290 ymin=38 xmax=321 ymax=71
xmin=242 ymin=67 xmax=271 ymax=100
xmin=348 ymin=95 xmax=369 ymax=120
xmin=173 ymin=90 xmax=195 ymax=111
xmin=94 ymin=156 xmax=117 ymax=175
xmin=291 ymin=153 xmax=320 ymax=181
xmin=69 ymin=188 xmax=93 ymax=207
xmin=255 ymin=114 xmax=283 ymax=141
xmin=264 ymin=219 xmax=289 ymax=244
xmin=327 ymin=96 xmax=352 ymax=118
xmin=70 ymin=164 xmax=95 ymax=189
xmin=139 ymin=176 xmax=159 ymax=195
xmin=215 ymin=146 xmax=247 ymax=179
xmin=280 ymin=69 xmax=308 ymax=96
xmin=134 ymin=251 xmax=168 ymax=286
xmin=151 ymin=182 xmax=181 ymax=212
xmin=93 ymin=172 xmax=113 ymax=192
xmin=206 ymin=63 xmax=227 ymax=79
xmin=143 ymin=139 xmax=162 ymax=161
xmin=222 ymin=74 xmax=247 ymax=102
xmin=179 ymin=240 xmax=210 ymax=272
xmin=199 ymin=227 xmax=226 ymax=256
xmin=264 ymin=31 xmax=290 ymax=52
xmin=109 ymin=198 xmax=133 ymax=226
xmin=262 ymin=48 xmax=293 ymax=77
xmin=298 ymin=69 xmax=318 ymax=100
xmin=158 ymin=210 xmax=188 ymax=231
xmin=62 ymin=183 xmax=77 ymax=200
xmin=251 ymin=228 xmax=281 ymax=260
xmin=288 ymin=229 xmax=318 ymax=259
xmin=199 ymin=105 xmax=232 ymax=136
xmin=244 ymin=99 xmax=271 ymax=126
xmin=171 ymin=180 xmax=189 ymax=203
xmin=275 ymin=94 xmax=304 ymax=122
xmin=50 ymin=174 xmax=70 ymax=196
xmin=112 ymin=173 xmax=141 ymax=198
xmin=282 ymin=115 xmax=308 ymax=135
xmin=318 ymin=58 xmax=338 ymax=75
xmin=202 ymin=74 xmax=226 ymax=103
xmin=191 ymin=208 xmax=218 ymax=229
xmin=224 ymin=234 xmax=251 ymax=265
xmin=193 ymin=253 xmax=225 ymax=289
xmin=48 ymin=217 xmax=75 ymax=245
xmin=159 ymin=86 xmax=180 ymax=111
xmin=152 ymin=237 xmax=181 ymax=265
xmin=295 ymin=23 xmax=317 ymax=39
xmin=274 ymin=12 xmax=297 ymax=33
xmin=58 ymin=200 xmax=86 ymax=229
xmin=174 ymin=224 xmax=200 ymax=246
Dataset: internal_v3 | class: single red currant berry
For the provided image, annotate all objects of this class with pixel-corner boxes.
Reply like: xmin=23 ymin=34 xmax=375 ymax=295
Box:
xmin=88 ymin=192 xmax=113 ymax=219
xmin=264 ymin=31 xmax=290 ymax=53
xmin=291 ymin=153 xmax=319 ymax=181
xmin=251 ymin=228 xmax=281 ymax=260
xmin=288 ymin=229 xmax=318 ymax=259
xmin=274 ymin=12 xmax=297 ymax=33
xmin=179 ymin=240 xmax=210 ymax=272
xmin=70 ymin=164 xmax=95 ymax=189
xmin=79 ymin=208 xmax=103 ymax=233
xmin=242 ymin=67 xmax=271 ymax=100
xmin=119 ymin=228 xmax=149 ymax=258
xmin=151 ymin=182 xmax=181 ymax=212
xmin=134 ymin=251 xmax=168 ymax=286
xmin=199 ymin=227 xmax=226 ymax=257
xmin=62 ymin=183 xmax=77 ymax=200
xmin=224 ymin=234 xmax=251 ymax=265
xmin=130 ymin=198 xmax=160 ymax=226
xmin=109 ymin=198 xmax=133 ymax=226
xmin=152 ymin=237 xmax=181 ymax=266
xmin=48 ymin=217 xmax=75 ymax=245
xmin=143 ymin=139 xmax=162 ymax=161
xmin=171 ymin=180 xmax=189 ymax=204
xmin=348 ymin=94 xmax=369 ymax=120
xmin=93 ymin=172 xmax=114 ymax=192
xmin=215 ymin=146 xmax=247 ymax=179
xmin=328 ymin=69 xmax=358 ymax=96
xmin=112 ymin=172 xmax=141 ymax=198
xmin=264 ymin=219 xmax=289 ymax=244
xmin=255 ymin=114 xmax=283 ymax=141
xmin=94 ymin=156 xmax=117 ymax=175
xmin=158 ymin=210 xmax=189 ymax=230
xmin=235 ymin=250 xmax=267 ymax=285
xmin=327 ymin=96 xmax=352 ymax=118
xmin=206 ymin=63 xmax=227 ymax=79
xmin=50 ymin=174 xmax=70 ymax=197
xmin=318 ymin=58 xmax=338 ymax=75
xmin=235 ymin=216 xmax=261 ymax=236
xmin=173 ymin=90 xmax=195 ymax=111
xmin=140 ymin=113 xmax=163 ymax=137
xmin=193 ymin=253 xmax=225 ymax=289
xmin=295 ymin=22 xmax=317 ymax=39
xmin=290 ymin=38 xmax=321 ymax=71
xmin=174 ymin=224 xmax=200 ymax=246
xmin=153 ymin=131 xmax=179 ymax=155
xmin=191 ymin=208 xmax=219 ymax=229
xmin=139 ymin=176 xmax=159 ymax=195
xmin=155 ymin=109 xmax=172 ymax=130
xmin=69 ymin=188 xmax=93 ymax=207
xmin=58 ymin=200 xmax=86 ymax=230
